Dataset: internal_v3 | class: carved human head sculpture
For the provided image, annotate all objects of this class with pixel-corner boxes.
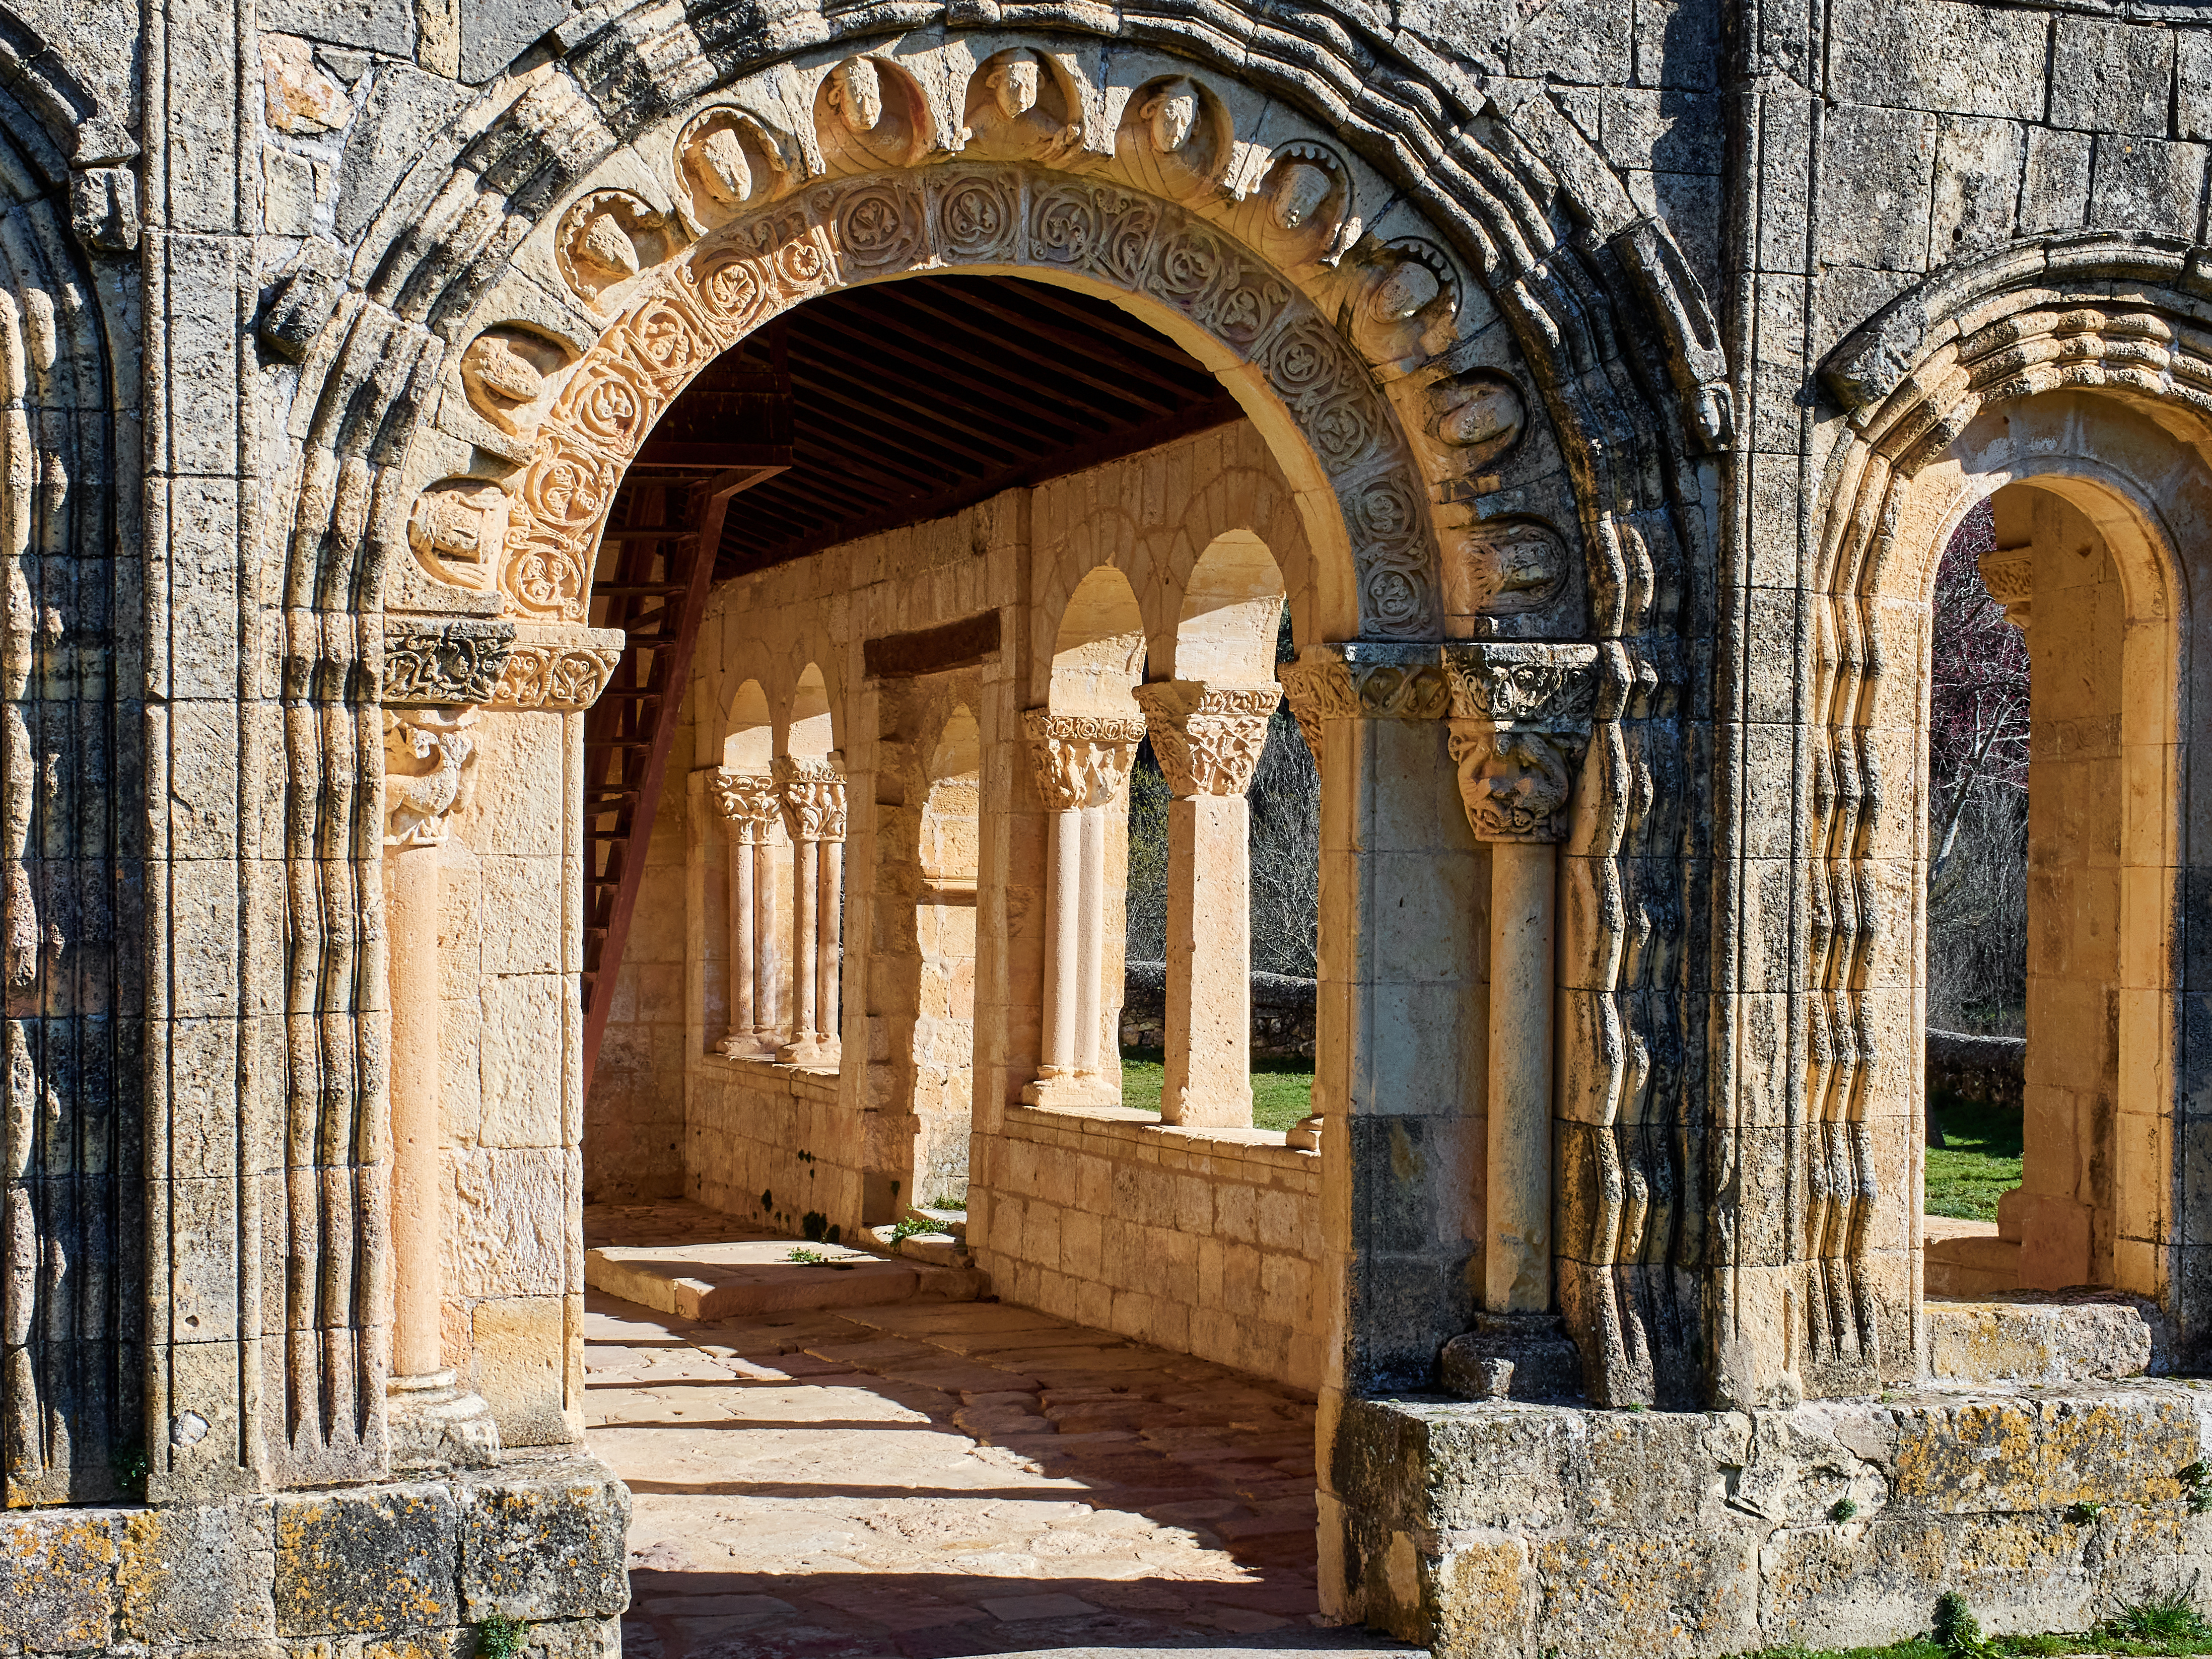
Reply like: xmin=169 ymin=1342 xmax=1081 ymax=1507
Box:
xmin=694 ymin=124 xmax=754 ymax=205
xmin=989 ymin=56 xmax=1040 ymax=120
xmin=1370 ymin=259 xmax=1441 ymax=321
xmin=577 ymin=211 xmax=639 ymax=281
xmin=1139 ymin=79 xmax=1200 ymax=154
xmin=408 ymin=481 xmax=509 ymax=590
xmin=1270 ymin=162 xmax=1333 ymax=232
xmin=828 ymin=58 xmax=885 ymax=134
xmin=1439 ymin=377 xmax=1524 ymax=451
xmin=459 ymin=335 xmax=546 ymax=435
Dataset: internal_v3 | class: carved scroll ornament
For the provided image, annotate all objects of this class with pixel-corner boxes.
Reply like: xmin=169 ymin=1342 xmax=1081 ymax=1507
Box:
xmin=1134 ymin=682 xmax=1280 ymax=798
xmin=712 ymin=769 xmax=780 ymax=841
xmin=383 ymin=618 xmax=517 ymax=707
xmin=1443 ymin=642 xmax=1600 ymax=844
xmin=1022 ymin=709 xmax=1147 ymax=811
xmin=773 ymin=755 xmax=848 ymax=842
xmin=488 ymin=642 xmax=623 ymax=711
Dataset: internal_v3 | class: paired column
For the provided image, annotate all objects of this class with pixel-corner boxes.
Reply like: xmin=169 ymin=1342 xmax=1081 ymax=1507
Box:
xmin=1135 ymin=681 xmax=1280 ymax=1127
xmin=711 ymin=770 xmax=781 ymax=1058
xmin=1442 ymin=644 xmax=1599 ymax=1317
xmin=1020 ymin=709 xmax=1145 ymax=1104
xmin=774 ymin=756 xmax=848 ymax=1065
xmin=382 ymin=707 xmax=499 ymax=1467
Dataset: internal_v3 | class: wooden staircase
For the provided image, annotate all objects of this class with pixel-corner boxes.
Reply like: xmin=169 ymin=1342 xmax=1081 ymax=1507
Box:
xmin=579 ymin=333 xmax=791 ymax=1084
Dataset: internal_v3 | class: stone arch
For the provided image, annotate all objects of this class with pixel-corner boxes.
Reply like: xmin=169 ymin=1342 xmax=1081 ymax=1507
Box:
xmin=786 ymin=662 xmax=835 ymax=758
xmin=1049 ymin=565 xmax=1147 ymax=716
xmin=1171 ymin=531 xmax=1286 ymax=686
xmin=1813 ymin=270 xmax=2212 ymax=1379
xmin=723 ymin=678 xmax=773 ymax=772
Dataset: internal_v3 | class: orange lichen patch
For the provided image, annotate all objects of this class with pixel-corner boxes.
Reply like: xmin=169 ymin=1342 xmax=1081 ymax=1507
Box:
xmin=1887 ymin=1396 xmax=2196 ymax=1512
xmin=0 ymin=1513 xmax=119 ymax=1649
xmin=1433 ymin=1533 xmax=1530 ymax=1654
xmin=1530 ymin=1527 xmax=1757 ymax=1652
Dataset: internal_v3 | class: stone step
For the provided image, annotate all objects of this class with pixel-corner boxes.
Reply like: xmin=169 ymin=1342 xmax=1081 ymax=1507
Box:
xmin=587 ymin=1238 xmax=934 ymax=1321
xmin=866 ymin=1223 xmax=972 ymax=1269
xmin=913 ymin=1205 xmax=967 ymax=1240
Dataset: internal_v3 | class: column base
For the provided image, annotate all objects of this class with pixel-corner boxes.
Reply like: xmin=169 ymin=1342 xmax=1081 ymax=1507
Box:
xmin=1285 ymin=1113 xmax=1324 ymax=1151
xmin=388 ymin=1368 xmax=502 ymax=1470
xmin=1020 ymin=1074 xmax=1117 ymax=1108
xmin=718 ymin=1030 xmax=782 ymax=1060
xmin=776 ymin=1037 xmax=840 ymax=1069
xmin=1439 ymin=1311 xmax=1584 ymax=1403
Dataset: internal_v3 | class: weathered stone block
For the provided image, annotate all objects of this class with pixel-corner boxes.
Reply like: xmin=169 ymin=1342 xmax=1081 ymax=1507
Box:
xmin=272 ymin=1484 xmax=459 ymax=1636
xmin=119 ymin=1499 xmax=276 ymax=1644
xmin=458 ymin=1457 xmax=630 ymax=1622
xmin=0 ymin=1511 xmax=117 ymax=1653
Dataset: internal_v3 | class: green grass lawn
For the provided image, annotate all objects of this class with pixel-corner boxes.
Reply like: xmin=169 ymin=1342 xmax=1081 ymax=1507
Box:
xmin=1120 ymin=1047 xmax=1313 ymax=1132
xmin=1924 ymin=1089 xmax=2024 ymax=1221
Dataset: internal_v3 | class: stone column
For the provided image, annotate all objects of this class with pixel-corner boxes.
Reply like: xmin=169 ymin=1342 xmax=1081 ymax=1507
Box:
xmin=1136 ymin=681 xmax=1281 ymax=1128
xmin=818 ymin=817 xmax=847 ymax=1058
xmin=1436 ymin=644 xmax=1597 ymax=1393
xmin=382 ymin=708 xmax=500 ymax=1468
xmin=1020 ymin=709 xmax=1146 ymax=1104
xmin=775 ymin=756 xmax=847 ymax=1064
xmin=712 ymin=770 xmax=780 ymax=1058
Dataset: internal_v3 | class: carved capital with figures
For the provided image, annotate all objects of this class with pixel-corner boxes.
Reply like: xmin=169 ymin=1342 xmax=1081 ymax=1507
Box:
xmin=1134 ymin=681 xmax=1279 ymax=798
xmin=1276 ymin=644 xmax=1450 ymax=762
xmin=384 ymin=708 xmax=480 ymax=848
xmin=1442 ymin=642 xmax=1600 ymax=844
xmin=773 ymin=755 xmax=847 ymax=842
xmin=1021 ymin=709 xmax=1147 ymax=811
xmin=712 ymin=770 xmax=780 ymax=842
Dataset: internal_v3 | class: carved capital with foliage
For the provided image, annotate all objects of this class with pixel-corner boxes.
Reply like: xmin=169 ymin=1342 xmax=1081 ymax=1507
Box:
xmin=773 ymin=755 xmax=847 ymax=842
xmin=1276 ymin=644 xmax=1449 ymax=761
xmin=1022 ymin=709 xmax=1147 ymax=811
xmin=1443 ymin=643 xmax=1600 ymax=843
xmin=1134 ymin=681 xmax=1279 ymax=798
xmin=384 ymin=709 xmax=480 ymax=848
xmin=712 ymin=769 xmax=780 ymax=842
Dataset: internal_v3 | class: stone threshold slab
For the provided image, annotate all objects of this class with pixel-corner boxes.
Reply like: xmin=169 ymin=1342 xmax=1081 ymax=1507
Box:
xmin=586 ymin=1237 xmax=952 ymax=1320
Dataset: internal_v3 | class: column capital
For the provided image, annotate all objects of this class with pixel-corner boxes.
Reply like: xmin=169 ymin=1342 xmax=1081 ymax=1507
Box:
xmin=384 ymin=707 xmax=480 ymax=848
xmin=1021 ymin=708 xmax=1147 ymax=810
xmin=772 ymin=755 xmax=847 ymax=842
xmin=1276 ymin=643 xmax=1451 ymax=757
xmin=712 ymin=768 xmax=780 ymax=841
xmin=1977 ymin=546 xmax=2032 ymax=631
xmin=1442 ymin=642 xmax=1600 ymax=844
xmin=1134 ymin=680 xmax=1279 ymax=797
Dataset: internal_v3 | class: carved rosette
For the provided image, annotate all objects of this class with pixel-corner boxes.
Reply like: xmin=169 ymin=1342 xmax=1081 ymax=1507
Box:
xmin=773 ymin=756 xmax=848 ymax=842
xmin=1133 ymin=682 xmax=1279 ymax=798
xmin=384 ymin=709 xmax=480 ymax=848
xmin=712 ymin=769 xmax=780 ymax=843
xmin=1021 ymin=709 xmax=1148 ymax=810
xmin=383 ymin=619 xmax=517 ymax=707
xmin=1442 ymin=643 xmax=1601 ymax=844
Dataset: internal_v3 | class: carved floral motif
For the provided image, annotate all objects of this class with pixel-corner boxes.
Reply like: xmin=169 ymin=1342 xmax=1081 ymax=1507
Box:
xmin=773 ymin=755 xmax=848 ymax=841
xmin=1021 ymin=709 xmax=1147 ymax=811
xmin=384 ymin=709 xmax=479 ymax=847
xmin=1977 ymin=547 xmax=2033 ymax=630
xmin=1134 ymin=682 xmax=1280 ymax=797
xmin=488 ymin=643 xmax=621 ymax=711
xmin=712 ymin=769 xmax=780 ymax=841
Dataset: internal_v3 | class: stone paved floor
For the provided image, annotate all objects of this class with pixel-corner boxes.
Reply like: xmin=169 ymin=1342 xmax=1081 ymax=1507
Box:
xmin=584 ymin=1222 xmax=1418 ymax=1657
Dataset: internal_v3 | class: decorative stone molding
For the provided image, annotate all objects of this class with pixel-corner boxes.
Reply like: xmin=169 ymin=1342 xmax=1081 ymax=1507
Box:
xmin=1021 ymin=710 xmax=1148 ymax=811
xmin=383 ymin=618 xmax=516 ymax=707
xmin=488 ymin=641 xmax=624 ymax=711
xmin=1276 ymin=644 xmax=1451 ymax=759
xmin=384 ymin=709 xmax=480 ymax=847
xmin=773 ymin=756 xmax=848 ymax=842
xmin=1134 ymin=681 xmax=1279 ymax=798
xmin=1442 ymin=643 xmax=1600 ymax=844
xmin=1978 ymin=547 xmax=2033 ymax=631
xmin=713 ymin=770 xmax=780 ymax=840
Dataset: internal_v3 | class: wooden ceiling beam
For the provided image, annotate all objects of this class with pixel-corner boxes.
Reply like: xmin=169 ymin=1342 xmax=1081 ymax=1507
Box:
xmin=884 ymin=286 xmax=1195 ymax=414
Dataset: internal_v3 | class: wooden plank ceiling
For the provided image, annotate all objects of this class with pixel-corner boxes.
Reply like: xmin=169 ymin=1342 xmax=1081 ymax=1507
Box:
xmin=630 ymin=273 xmax=1242 ymax=582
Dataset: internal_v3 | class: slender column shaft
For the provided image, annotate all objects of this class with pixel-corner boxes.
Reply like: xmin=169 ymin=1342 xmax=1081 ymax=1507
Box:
xmin=1485 ymin=839 xmax=1557 ymax=1314
xmin=388 ymin=839 xmax=443 ymax=1379
xmin=729 ymin=827 xmax=756 ymax=1038
xmin=751 ymin=837 xmax=778 ymax=1042
xmin=1041 ymin=806 xmax=1082 ymax=1077
xmin=1074 ymin=803 xmax=1109 ymax=1076
xmin=791 ymin=837 xmax=819 ymax=1045
xmin=817 ymin=836 xmax=843 ymax=1050
xmin=1162 ymin=793 xmax=1253 ymax=1127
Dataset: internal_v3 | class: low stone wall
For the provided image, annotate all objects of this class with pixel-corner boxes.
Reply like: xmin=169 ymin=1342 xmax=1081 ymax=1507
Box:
xmin=971 ymin=1100 xmax=1324 ymax=1390
xmin=686 ymin=1055 xmax=866 ymax=1243
xmin=1332 ymin=1384 xmax=2212 ymax=1657
xmin=0 ymin=1453 xmax=629 ymax=1658
xmin=1118 ymin=959 xmax=1318 ymax=1059
xmin=1928 ymin=1026 xmax=2026 ymax=1112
